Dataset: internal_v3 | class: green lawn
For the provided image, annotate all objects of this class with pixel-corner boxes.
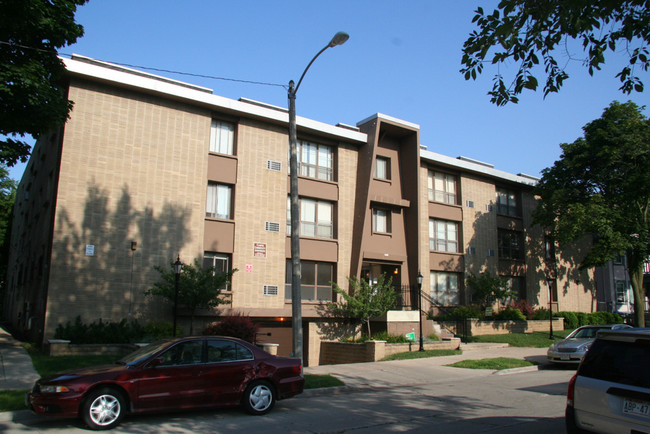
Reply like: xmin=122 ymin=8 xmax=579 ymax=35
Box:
xmin=446 ymin=357 xmax=536 ymax=370
xmin=466 ymin=330 xmax=572 ymax=347
xmin=381 ymin=349 xmax=461 ymax=361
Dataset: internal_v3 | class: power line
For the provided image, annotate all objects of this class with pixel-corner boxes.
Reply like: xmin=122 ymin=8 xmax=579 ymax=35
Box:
xmin=0 ymin=40 xmax=287 ymax=89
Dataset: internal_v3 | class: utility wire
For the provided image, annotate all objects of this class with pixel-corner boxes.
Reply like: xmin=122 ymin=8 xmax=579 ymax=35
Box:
xmin=0 ymin=40 xmax=288 ymax=89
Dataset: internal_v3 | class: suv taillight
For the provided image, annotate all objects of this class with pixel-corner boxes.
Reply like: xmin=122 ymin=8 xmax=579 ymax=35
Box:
xmin=567 ymin=373 xmax=577 ymax=407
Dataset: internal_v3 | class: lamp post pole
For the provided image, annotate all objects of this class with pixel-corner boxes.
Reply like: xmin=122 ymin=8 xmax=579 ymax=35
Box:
xmin=417 ymin=272 xmax=424 ymax=351
xmin=547 ymin=278 xmax=554 ymax=339
xmin=288 ymin=31 xmax=349 ymax=363
xmin=173 ymin=255 xmax=182 ymax=337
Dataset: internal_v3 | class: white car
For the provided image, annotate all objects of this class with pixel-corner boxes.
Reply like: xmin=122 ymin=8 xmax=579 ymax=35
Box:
xmin=566 ymin=328 xmax=650 ymax=433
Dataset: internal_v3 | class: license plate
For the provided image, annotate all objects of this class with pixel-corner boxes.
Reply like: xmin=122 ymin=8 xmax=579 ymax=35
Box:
xmin=560 ymin=355 xmax=570 ymax=361
xmin=623 ymin=398 xmax=650 ymax=418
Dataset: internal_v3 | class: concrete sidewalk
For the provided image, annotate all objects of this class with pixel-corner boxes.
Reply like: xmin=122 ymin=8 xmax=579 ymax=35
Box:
xmin=303 ymin=343 xmax=551 ymax=395
xmin=0 ymin=326 xmax=40 ymax=390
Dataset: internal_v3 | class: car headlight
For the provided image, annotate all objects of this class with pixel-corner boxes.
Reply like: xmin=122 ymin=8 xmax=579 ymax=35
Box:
xmin=40 ymin=385 xmax=70 ymax=393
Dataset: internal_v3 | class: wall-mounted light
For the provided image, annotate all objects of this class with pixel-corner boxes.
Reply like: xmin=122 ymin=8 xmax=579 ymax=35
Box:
xmin=130 ymin=241 xmax=137 ymax=251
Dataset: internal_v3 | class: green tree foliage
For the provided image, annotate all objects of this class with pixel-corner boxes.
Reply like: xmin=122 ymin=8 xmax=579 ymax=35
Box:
xmin=0 ymin=165 xmax=16 ymax=305
xmin=466 ymin=272 xmax=513 ymax=310
xmin=146 ymin=259 xmax=236 ymax=335
xmin=533 ymin=101 xmax=650 ymax=326
xmin=328 ymin=275 xmax=398 ymax=338
xmin=0 ymin=0 xmax=87 ymax=166
xmin=461 ymin=1 xmax=649 ymax=105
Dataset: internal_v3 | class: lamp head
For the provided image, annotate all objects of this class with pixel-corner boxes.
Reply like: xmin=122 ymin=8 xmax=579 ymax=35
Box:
xmin=417 ymin=272 xmax=423 ymax=285
xmin=329 ymin=31 xmax=349 ymax=47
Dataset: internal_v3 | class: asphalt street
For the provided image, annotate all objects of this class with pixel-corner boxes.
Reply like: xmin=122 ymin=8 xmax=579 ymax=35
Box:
xmin=0 ymin=333 xmax=576 ymax=433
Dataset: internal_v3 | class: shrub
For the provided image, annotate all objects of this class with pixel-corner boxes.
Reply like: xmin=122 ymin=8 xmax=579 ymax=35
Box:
xmin=451 ymin=305 xmax=483 ymax=319
xmin=508 ymin=300 xmax=536 ymax=319
xmin=54 ymin=317 xmax=144 ymax=344
xmin=143 ymin=321 xmax=176 ymax=340
xmin=557 ymin=311 xmax=578 ymax=329
xmin=494 ymin=307 xmax=526 ymax=321
xmin=203 ymin=313 xmax=259 ymax=343
xmin=531 ymin=308 xmax=551 ymax=320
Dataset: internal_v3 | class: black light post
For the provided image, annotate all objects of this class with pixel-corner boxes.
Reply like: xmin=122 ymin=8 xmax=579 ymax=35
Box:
xmin=417 ymin=272 xmax=424 ymax=351
xmin=173 ymin=255 xmax=182 ymax=337
xmin=288 ymin=31 xmax=349 ymax=363
xmin=547 ymin=278 xmax=554 ymax=339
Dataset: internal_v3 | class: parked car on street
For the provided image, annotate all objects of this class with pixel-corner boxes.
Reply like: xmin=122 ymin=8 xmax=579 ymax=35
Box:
xmin=547 ymin=324 xmax=632 ymax=364
xmin=27 ymin=336 xmax=304 ymax=430
xmin=566 ymin=328 xmax=650 ymax=433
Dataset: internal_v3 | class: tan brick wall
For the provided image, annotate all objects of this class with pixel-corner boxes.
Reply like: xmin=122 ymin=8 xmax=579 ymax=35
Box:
xmin=44 ymin=79 xmax=209 ymax=337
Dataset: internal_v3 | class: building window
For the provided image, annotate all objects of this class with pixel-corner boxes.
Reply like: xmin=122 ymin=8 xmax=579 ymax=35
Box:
xmin=506 ymin=276 xmax=526 ymax=300
xmin=372 ymin=208 xmax=391 ymax=233
xmin=428 ymin=171 xmax=457 ymax=204
xmin=296 ymin=140 xmax=333 ymax=181
xmin=203 ymin=252 xmax=231 ymax=290
xmin=496 ymin=187 xmax=519 ymax=216
xmin=430 ymin=271 xmax=460 ymax=305
xmin=285 ymin=260 xmax=333 ymax=302
xmin=498 ymin=230 xmax=523 ymax=260
xmin=206 ymin=182 xmax=232 ymax=219
xmin=544 ymin=235 xmax=556 ymax=261
xmin=209 ymin=120 xmax=235 ymax=155
xmin=286 ymin=197 xmax=334 ymax=239
xmin=375 ymin=157 xmax=390 ymax=180
xmin=615 ymin=280 xmax=628 ymax=303
xmin=429 ymin=219 xmax=459 ymax=252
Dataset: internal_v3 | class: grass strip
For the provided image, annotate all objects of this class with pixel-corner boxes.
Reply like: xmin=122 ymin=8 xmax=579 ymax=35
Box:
xmin=446 ymin=357 xmax=535 ymax=370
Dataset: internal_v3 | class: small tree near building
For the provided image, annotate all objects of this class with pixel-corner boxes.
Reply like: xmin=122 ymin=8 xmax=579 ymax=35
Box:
xmin=466 ymin=272 xmax=513 ymax=312
xmin=328 ymin=274 xmax=398 ymax=339
xmin=146 ymin=259 xmax=236 ymax=335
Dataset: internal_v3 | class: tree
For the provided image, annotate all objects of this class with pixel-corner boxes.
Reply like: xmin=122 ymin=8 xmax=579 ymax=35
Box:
xmin=461 ymin=1 xmax=649 ymax=106
xmin=466 ymin=272 xmax=513 ymax=311
xmin=0 ymin=0 xmax=88 ymax=166
xmin=146 ymin=259 xmax=236 ymax=335
xmin=533 ymin=101 xmax=650 ymax=327
xmin=328 ymin=274 xmax=398 ymax=338
xmin=0 ymin=165 xmax=16 ymax=312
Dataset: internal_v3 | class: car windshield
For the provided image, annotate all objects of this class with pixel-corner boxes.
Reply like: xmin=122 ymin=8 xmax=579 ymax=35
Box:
xmin=571 ymin=327 xmax=607 ymax=339
xmin=117 ymin=339 xmax=174 ymax=366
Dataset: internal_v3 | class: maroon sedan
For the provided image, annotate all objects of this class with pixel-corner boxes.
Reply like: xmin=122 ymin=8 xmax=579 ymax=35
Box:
xmin=27 ymin=336 xmax=304 ymax=430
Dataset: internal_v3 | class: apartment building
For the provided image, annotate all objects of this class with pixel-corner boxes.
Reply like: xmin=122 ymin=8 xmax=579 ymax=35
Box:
xmin=4 ymin=55 xmax=595 ymax=366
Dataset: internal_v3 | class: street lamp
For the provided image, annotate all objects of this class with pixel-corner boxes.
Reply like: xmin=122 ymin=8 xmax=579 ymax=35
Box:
xmin=288 ymin=31 xmax=349 ymax=362
xmin=417 ymin=272 xmax=424 ymax=351
xmin=173 ymin=255 xmax=182 ymax=337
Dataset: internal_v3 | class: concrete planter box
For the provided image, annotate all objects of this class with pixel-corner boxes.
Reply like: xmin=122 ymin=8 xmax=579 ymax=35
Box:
xmin=438 ymin=318 xmax=564 ymax=337
xmin=47 ymin=340 xmax=140 ymax=357
xmin=319 ymin=338 xmax=461 ymax=365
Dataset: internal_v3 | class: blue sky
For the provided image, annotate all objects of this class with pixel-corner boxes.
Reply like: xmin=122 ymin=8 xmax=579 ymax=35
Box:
xmin=9 ymin=0 xmax=648 ymax=181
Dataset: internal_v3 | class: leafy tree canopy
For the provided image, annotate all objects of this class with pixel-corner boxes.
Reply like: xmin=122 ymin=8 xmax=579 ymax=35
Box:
xmin=328 ymin=275 xmax=398 ymax=338
xmin=461 ymin=1 xmax=649 ymax=105
xmin=146 ymin=259 xmax=236 ymax=335
xmin=533 ymin=100 xmax=650 ymax=326
xmin=466 ymin=272 xmax=513 ymax=310
xmin=0 ymin=0 xmax=87 ymax=166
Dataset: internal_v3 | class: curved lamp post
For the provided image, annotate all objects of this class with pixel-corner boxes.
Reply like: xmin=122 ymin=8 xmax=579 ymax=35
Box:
xmin=288 ymin=31 xmax=349 ymax=363
xmin=417 ymin=272 xmax=424 ymax=351
xmin=173 ymin=255 xmax=182 ymax=337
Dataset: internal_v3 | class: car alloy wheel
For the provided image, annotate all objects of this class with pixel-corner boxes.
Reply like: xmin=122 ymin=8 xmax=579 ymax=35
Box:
xmin=82 ymin=387 xmax=126 ymax=430
xmin=243 ymin=381 xmax=275 ymax=415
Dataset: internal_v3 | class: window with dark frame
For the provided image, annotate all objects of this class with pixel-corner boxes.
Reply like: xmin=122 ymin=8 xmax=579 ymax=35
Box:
xmin=496 ymin=187 xmax=519 ymax=217
xmin=286 ymin=197 xmax=334 ymax=239
xmin=372 ymin=208 xmax=391 ymax=233
xmin=375 ymin=156 xmax=390 ymax=180
xmin=284 ymin=260 xmax=334 ymax=302
xmin=498 ymin=229 xmax=523 ymax=260
xmin=429 ymin=219 xmax=459 ymax=252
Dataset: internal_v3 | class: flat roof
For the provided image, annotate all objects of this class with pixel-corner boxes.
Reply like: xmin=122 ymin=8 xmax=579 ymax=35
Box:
xmin=63 ymin=55 xmax=368 ymax=144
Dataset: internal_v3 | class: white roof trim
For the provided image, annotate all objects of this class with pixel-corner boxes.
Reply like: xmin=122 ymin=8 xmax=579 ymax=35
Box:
xmin=62 ymin=55 xmax=367 ymax=144
xmin=357 ymin=113 xmax=420 ymax=130
xmin=421 ymin=149 xmax=538 ymax=186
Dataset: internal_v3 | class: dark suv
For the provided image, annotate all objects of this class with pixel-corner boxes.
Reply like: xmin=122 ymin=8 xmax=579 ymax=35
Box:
xmin=566 ymin=328 xmax=650 ymax=433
